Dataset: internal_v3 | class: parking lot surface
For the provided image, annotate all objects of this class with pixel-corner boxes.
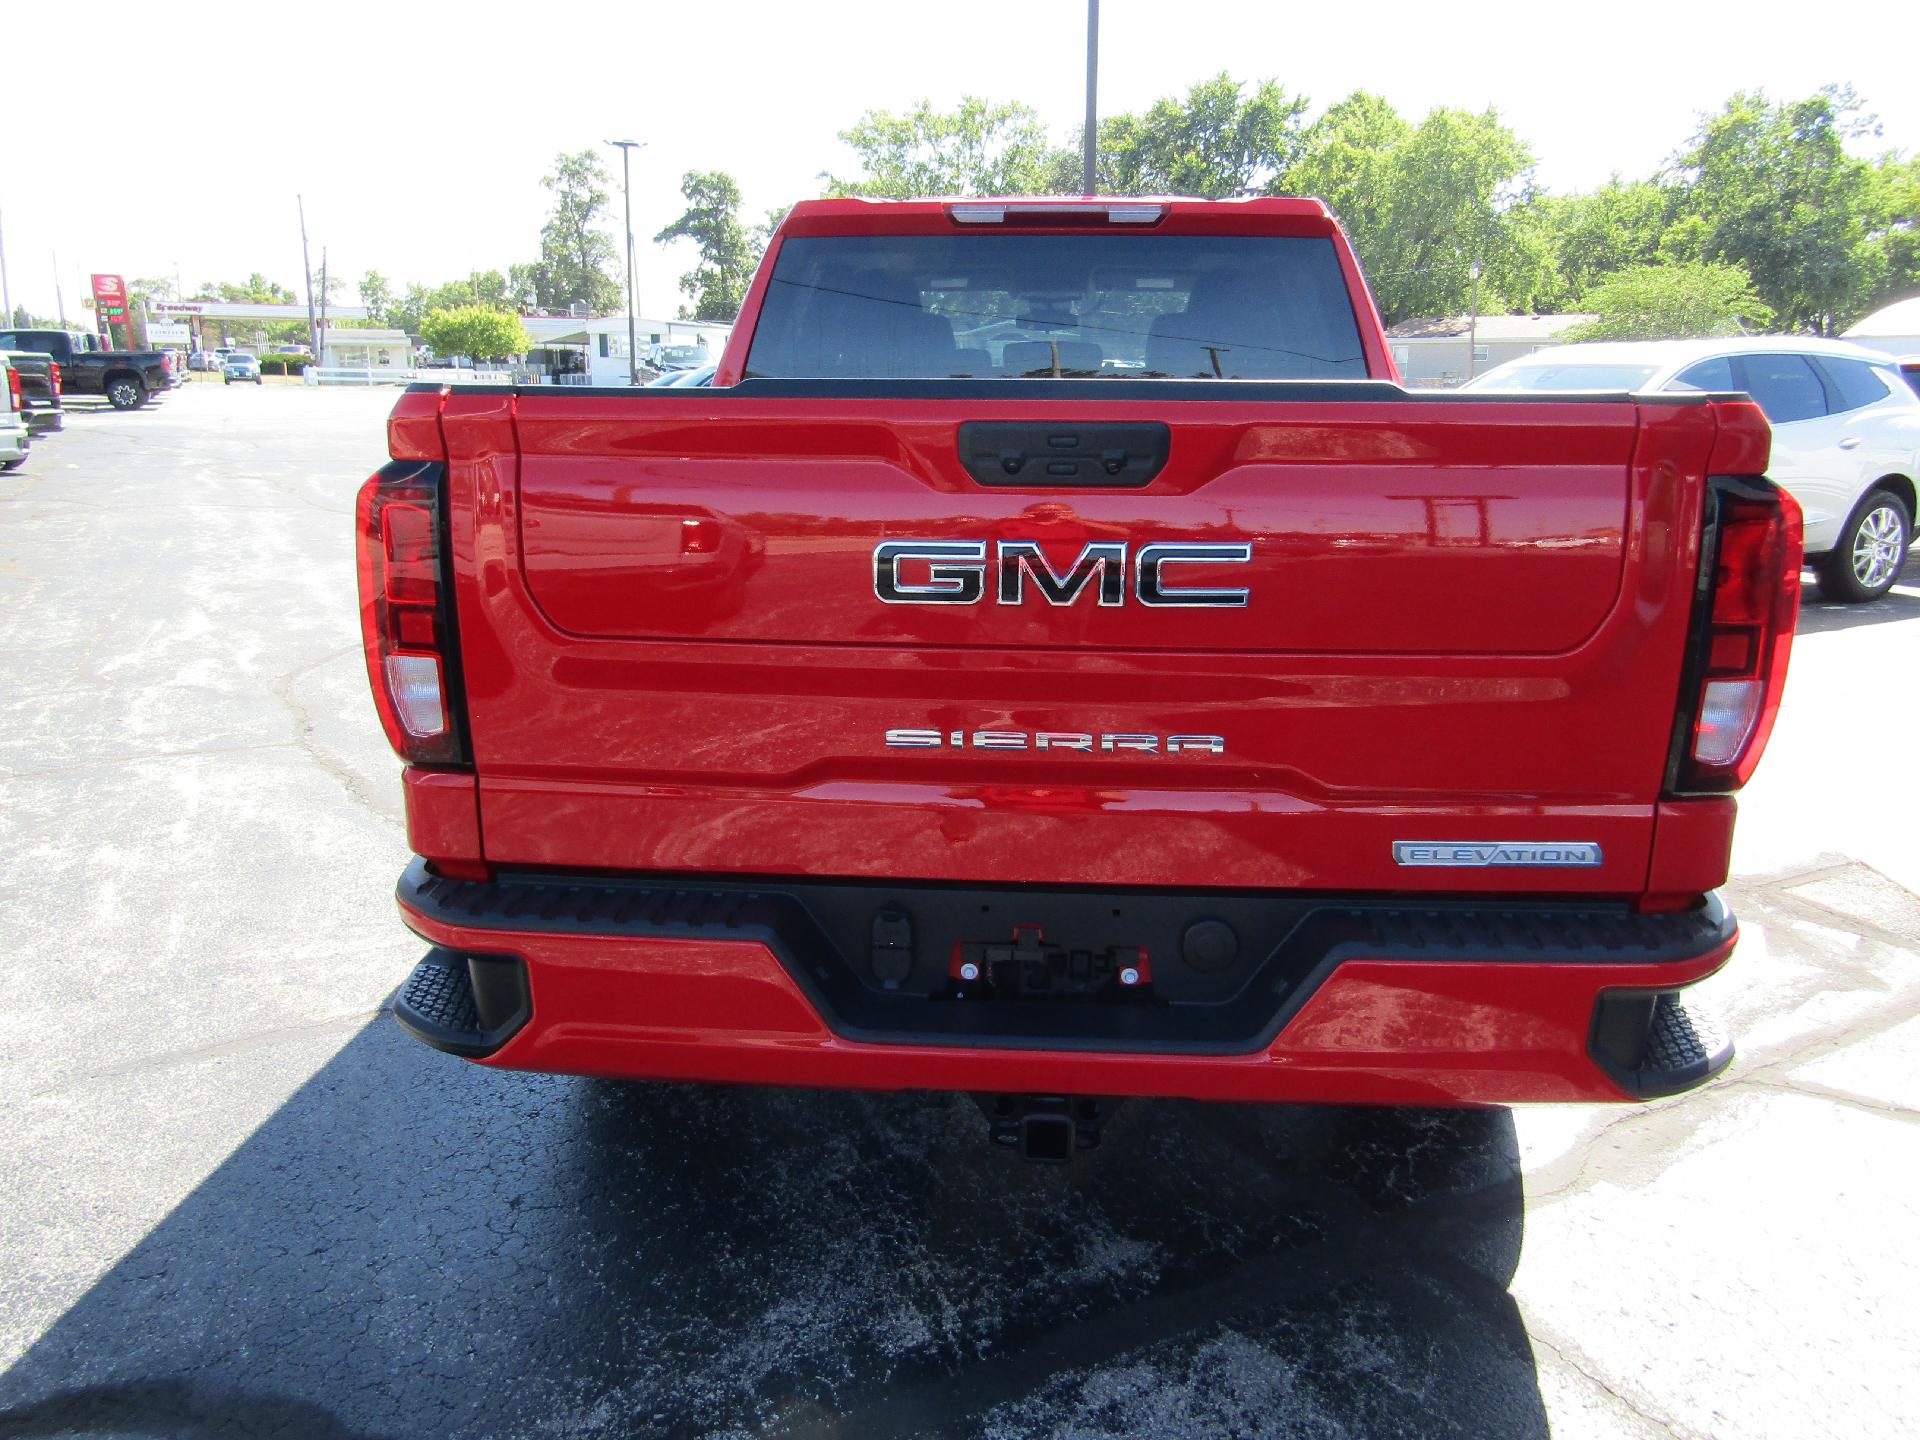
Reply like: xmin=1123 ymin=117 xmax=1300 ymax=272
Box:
xmin=2 ymin=385 xmax=1917 ymax=1439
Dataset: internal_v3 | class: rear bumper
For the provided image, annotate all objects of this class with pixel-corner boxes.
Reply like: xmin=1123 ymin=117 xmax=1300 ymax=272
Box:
xmin=392 ymin=860 xmax=1738 ymax=1105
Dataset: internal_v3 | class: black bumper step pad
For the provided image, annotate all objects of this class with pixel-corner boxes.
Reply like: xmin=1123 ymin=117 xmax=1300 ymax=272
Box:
xmin=392 ymin=947 xmax=532 ymax=1059
xmin=1590 ymin=988 xmax=1735 ymax=1098
xmin=396 ymin=860 xmax=1736 ymax=1060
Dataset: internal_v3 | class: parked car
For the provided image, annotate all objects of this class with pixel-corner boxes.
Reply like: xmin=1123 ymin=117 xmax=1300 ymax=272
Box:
xmin=1466 ymin=337 xmax=1918 ymax=602
xmin=2 ymin=350 xmax=64 ymax=432
xmin=188 ymin=350 xmax=219 ymax=372
xmin=641 ymin=341 xmax=711 ymax=374
xmin=642 ymin=363 xmax=717 ymax=387
xmin=0 ymin=356 xmax=29 ymax=471
xmin=0 ymin=328 xmax=171 ymax=410
xmin=223 ymin=353 xmax=263 ymax=385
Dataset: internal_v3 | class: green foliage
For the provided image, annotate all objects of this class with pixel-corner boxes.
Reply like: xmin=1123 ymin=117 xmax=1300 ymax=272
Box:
xmin=1098 ymin=73 xmax=1308 ymax=198
xmin=1494 ymin=180 xmax=1674 ymax=312
xmin=420 ymin=305 xmax=529 ymax=362
xmin=205 ymin=273 xmax=298 ymax=305
xmin=654 ymin=171 xmax=758 ymax=322
xmin=824 ymin=97 xmax=1072 ymax=197
xmin=258 ymin=354 xmax=312 ymax=375
xmin=533 ymin=151 xmax=622 ymax=313
xmin=1670 ymin=87 xmax=1886 ymax=334
xmin=359 ymin=270 xmax=394 ymax=326
xmin=1560 ymin=262 xmax=1773 ymax=340
xmin=1289 ymin=94 xmax=1534 ymax=324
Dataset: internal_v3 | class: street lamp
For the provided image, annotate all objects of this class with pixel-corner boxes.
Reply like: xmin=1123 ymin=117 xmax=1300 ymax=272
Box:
xmin=607 ymin=138 xmax=646 ymax=385
xmin=1466 ymin=261 xmax=1483 ymax=382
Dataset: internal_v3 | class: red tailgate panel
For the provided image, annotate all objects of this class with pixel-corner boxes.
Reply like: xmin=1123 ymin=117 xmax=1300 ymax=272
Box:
xmin=514 ymin=399 xmax=1634 ymax=655
xmin=441 ymin=390 xmax=1715 ymax=896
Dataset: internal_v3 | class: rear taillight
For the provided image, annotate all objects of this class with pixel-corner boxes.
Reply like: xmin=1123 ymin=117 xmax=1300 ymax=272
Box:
xmin=50 ymin=363 xmax=62 ymax=397
xmin=5 ymin=368 xmax=19 ymax=413
xmin=356 ymin=461 xmax=466 ymax=766
xmin=1672 ymin=457 xmax=1802 ymax=793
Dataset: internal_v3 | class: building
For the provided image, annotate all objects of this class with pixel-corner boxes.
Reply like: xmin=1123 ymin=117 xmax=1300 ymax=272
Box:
xmin=515 ymin=314 xmax=731 ymax=385
xmin=1385 ymin=314 xmax=1592 ymax=388
xmin=319 ymin=328 xmax=411 ymax=371
xmin=1841 ymin=296 xmax=1920 ymax=357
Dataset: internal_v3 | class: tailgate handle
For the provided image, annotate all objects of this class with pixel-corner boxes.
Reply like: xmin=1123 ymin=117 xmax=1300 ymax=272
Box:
xmin=961 ymin=422 xmax=1170 ymax=488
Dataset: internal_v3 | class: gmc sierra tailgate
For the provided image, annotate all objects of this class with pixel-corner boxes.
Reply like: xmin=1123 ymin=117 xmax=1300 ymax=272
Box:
xmin=432 ymin=381 xmax=1718 ymax=896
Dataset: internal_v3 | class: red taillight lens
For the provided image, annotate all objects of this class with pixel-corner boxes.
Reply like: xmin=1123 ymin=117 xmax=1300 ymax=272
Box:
xmin=356 ymin=462 xmax=465 ymax=765
xmin=50 ymin=363 xmax=62 ymax=397
xmin=1677 ymin=479 xmax=1802 ymax=791
xmin=5 ymin=368 xmax=19 ymax=412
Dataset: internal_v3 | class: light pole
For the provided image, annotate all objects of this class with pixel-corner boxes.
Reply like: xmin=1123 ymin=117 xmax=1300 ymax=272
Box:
xmin=607 ymin=138 xmax=645 ymax=385
xmin=1465 ymin=261 xmax=1483 ymax=382
xmin=1083 ymin=1 xmax=1100 ymax=193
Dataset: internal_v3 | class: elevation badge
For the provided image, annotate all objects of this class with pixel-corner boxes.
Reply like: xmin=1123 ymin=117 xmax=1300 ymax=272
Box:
xmin=1392 ymin=841 xmax=1603 ymax=868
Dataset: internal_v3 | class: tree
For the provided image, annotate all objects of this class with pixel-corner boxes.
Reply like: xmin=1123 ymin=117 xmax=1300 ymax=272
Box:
xmin=654 ymin=171 xmax=757 ymax=322
xmin=1559 ymin=261 xmax=1773 ymax=341
xmin=1097 ymin=73 xmax=1308 ymax=198
xmin=533 ymin=150 xmax=622 ymax=312
xmin=1862 ymin=153 xmax=1920 ymax=313
xmin=359 ymin=270 xmax=394 ymax=326
xmin=1494 ymin=179 xmax=1676 ymax=312
xmin=207 ymin=273 xmax=298 ymax=305
xmin=420 ymin=305 xmax=529 ymax=362
xmin=1671 ymin=88 xmax=1883 ymax=333
xmin=1285 ymin=94 xmax=1534 ymax=324
xmin=825 ymin=97 xmax=1073 ymax=197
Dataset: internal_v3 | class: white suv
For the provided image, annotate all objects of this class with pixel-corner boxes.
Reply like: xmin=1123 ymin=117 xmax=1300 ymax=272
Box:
xmin=1467 ymin=337 xmax=1919 ymax=602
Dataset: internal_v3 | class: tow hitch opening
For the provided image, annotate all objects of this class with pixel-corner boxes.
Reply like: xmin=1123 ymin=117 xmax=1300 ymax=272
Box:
xmin=974 ymin=1094 xmax=1119 ymax=1162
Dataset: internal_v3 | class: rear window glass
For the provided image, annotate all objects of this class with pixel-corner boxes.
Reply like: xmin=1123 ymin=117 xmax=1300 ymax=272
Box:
xmin=1666 ymin=356 xmax=1736 ymax=392
xmin=745 ymin=234 xmax=1368 ymax=380
xmin=1816 ymin=356 xmax=1894 ymax=412
xmin=1736 ymin=353 xmax=1827 ymax=424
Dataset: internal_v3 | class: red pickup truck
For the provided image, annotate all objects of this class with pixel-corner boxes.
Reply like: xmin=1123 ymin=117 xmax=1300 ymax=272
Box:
xmin=357 ymin=197 xmax=1801 ymax=1159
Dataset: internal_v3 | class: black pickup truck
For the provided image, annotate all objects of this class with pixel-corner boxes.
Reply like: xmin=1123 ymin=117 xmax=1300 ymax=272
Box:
xmin=1 ymin=350 xmax=64 ymax=432
xmin=0 ymin=329 xmax=171 ymax=410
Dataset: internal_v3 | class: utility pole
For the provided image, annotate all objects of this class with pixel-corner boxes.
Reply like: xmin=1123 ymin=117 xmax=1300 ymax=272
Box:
xmin=1082 ymin=0 xmax=1100 ymax=193
xmin=0 ymin=211 xmax=12 ymax=323
xmin=319 ymin=247 xmax=330 ymax=354
xmin=608 ymin=138 xmax=645 ymax=384
xmin=1466 ymin=261 xmax=1483 ymax=382
xmin=298 ymin=195 xmax=319 ymax=362
xmin=52 ymin=251 xmax=66 ymax=324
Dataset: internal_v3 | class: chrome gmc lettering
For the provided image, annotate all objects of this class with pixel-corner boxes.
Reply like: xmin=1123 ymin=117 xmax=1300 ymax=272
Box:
xmin=875 ymin=540 xmax=1251 ymax=607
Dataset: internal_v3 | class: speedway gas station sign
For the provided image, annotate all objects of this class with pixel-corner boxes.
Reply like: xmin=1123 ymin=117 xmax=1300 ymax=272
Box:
xmin=90 ymin=273 xmax=128 ymax=318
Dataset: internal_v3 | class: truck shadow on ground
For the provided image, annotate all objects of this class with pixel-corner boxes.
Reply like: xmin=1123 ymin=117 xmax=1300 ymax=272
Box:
xmin=1792 ymin=558 xmax=1920 ymax=636
xmin=0 ymin=1018 xmax=1545 ymax=1440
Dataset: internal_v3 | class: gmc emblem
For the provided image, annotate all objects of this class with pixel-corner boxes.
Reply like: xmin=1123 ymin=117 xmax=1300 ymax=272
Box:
xmin=873 ymin=539 xmax=1252 ymax=607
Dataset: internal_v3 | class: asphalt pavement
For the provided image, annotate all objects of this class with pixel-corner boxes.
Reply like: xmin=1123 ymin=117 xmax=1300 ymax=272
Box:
xmin=1 ymin=383 xmax=1916 ymax=1439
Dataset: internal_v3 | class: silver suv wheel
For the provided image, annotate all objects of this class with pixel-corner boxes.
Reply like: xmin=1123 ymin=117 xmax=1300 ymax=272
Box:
xmin=1852 ymin=503 xmax=1906 ymax=590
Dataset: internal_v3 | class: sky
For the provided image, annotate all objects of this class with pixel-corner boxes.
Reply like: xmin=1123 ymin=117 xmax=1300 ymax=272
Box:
xmin=5 ymin=0 xmax=1915 ymax=324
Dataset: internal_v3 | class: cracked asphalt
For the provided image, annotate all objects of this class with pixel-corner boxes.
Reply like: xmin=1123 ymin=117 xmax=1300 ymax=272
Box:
xmin=1 ymin=383 xmax=1917 ymax=1439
